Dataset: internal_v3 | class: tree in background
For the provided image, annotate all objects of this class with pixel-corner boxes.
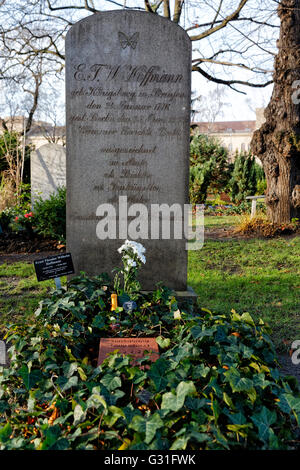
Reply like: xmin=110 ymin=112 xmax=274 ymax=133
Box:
xmin=230 ymin=151 xmax=264 ymax=202
xmin=189 ymin=133 xmax=232 ymax=204
xmin=0 ymin=1 xmax=279 ymax=127
xmin=0 ymin=130 xmax=31 ymax=208
xmin=251 ymin=0 xmax=300 ymax=223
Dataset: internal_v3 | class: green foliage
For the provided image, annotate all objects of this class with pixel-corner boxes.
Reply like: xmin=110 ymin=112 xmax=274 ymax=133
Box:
xmin=10 ymin=210 xmax=35 ymax=237
xmin=0 ymin=273 xmax=299 ymax=450
xmin=190 ymin=134 xmax=232 ymax=204
xmin=0 ymin=206 xmax=16 ymax=231
xmin=33 ymin=187 xmax=66 ymax=241
xmin=0 ymin=183 xmax=32 ymax=232
xmin=230 ymin=152 xmax=264 ymax=203
xmin=0 ymin=131 xmax=31 ymax=183
xmin=256 ymin=179 xmax=267 ymax=196
xmin=204 ymin=201 xmax=266 ymax=216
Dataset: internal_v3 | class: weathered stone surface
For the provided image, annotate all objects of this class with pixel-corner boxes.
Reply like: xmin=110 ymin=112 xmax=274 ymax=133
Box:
xmin=0 ymin=340 xmax=6 ymax=366
xmin=65 ymin=11 xmax=191 ymax=290
xmin=31 ymin=143 xmax=66 ymax=204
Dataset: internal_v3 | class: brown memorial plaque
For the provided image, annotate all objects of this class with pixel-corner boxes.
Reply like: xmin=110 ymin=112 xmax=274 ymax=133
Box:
xmin=97 ymin=338 xmax=159 ymax=366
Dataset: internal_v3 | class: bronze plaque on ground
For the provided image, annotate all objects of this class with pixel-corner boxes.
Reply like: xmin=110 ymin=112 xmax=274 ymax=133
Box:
xmin=97 ymin=337 xmax=159 ymax=366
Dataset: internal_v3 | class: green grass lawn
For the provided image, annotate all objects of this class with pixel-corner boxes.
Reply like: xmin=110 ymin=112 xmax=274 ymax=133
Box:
xmin=0 ymin=262 xmax=67 ymax=335
xmin=0 ymin=215 xmax=299 ymax=350
xmin=204 ymin=214 xmax=239 ymax=229
xmin=189 ymin=232 xmax=300 ymax=350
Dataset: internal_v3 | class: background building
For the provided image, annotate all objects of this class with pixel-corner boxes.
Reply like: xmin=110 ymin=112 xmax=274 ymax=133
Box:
xmin=191 ymin=108 xmax=265 ymax=162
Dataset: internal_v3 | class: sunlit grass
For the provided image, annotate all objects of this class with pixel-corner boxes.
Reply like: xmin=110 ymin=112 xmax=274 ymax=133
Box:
xmin=188 ymin=235 xmax=300 ymax=349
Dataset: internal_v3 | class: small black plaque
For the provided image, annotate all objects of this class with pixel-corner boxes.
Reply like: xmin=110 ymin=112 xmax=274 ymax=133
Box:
xmin=34 ymin=253 xmax=74 ymax=282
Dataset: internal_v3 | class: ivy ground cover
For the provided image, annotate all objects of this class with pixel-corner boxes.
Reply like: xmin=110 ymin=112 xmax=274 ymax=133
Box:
xmin=0 ymin=273 xmax=300 ymax=450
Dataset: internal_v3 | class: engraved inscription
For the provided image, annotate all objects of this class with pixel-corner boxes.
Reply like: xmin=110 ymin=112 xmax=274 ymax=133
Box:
xmin=73 ymin=63 xmax=183 ymax=87
xmin=118 ymin=31 xmax=139 ymax=49
xmin=97 ymin=337 xmax=159 ymax=366
xmin=69 ymin=60 xmax=188 ymax=204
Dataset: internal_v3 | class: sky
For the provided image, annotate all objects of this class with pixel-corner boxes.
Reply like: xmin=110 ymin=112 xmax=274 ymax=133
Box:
xmin=191 ymin=76 xmax=273 ymax=122
xmin=1 ymin=0 xmax=278 ymax=125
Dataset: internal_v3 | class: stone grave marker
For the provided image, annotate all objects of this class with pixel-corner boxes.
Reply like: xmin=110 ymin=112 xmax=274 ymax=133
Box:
xmin=65 ymin=11 xmax=191 ymax=291
xmin=31 ymin=143 xmax=66 ymax=204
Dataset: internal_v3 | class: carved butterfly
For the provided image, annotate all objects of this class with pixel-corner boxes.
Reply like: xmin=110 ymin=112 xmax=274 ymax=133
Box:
xmin=118 ymin=32 xmax=139 ymax=49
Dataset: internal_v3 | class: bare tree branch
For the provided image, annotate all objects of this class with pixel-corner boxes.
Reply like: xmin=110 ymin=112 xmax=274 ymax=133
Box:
xmin=192 ymin=64 xmax=273 ymax=93
xmin=190 ymin=0 xmax=249 ymax=41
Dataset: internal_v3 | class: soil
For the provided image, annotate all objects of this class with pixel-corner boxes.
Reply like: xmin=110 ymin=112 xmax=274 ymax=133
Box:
xmin=0 ymin=231 xmax=65 ymax=264
xmin=278 ymin=354 xmax=300 ymax=389
xmin=205 ymin=225 xmax=300 ymax=242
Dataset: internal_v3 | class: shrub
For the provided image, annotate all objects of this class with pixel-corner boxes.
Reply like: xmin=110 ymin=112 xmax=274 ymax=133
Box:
xmin=0 ymin=182 xmax=32 ymax=232
xmin=204 ymin=201 xmax=267 ymax=216
xmin=10 ymin=210 xmax=35 ymax=237
xmin=0 ymin=272 xmax=300 ymax=450
xmin=0 ymin=130 xmax=31 ymax=198
xmin=230 ymin=152 xmax=258 ymax=203
xmin=190 ymin=134 xmax=232 ymax=204
xmin=256 ymin=178 xmax=267 ymax=195
xmin=0 ymin=206 xmax=16 ymax=232
xmin=33 ymin=187 xmax=66 ymax=241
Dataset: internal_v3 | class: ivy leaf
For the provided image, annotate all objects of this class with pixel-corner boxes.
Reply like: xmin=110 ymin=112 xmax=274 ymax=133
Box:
xmin=105 ymin=406 xmax=124 ymax=426
xmin=92 ymin=314 xmax=106 ymax=329
xmin=73 ymin=404 xmax=86 ymax=426
xmin=223 ymin=392 xmax=235 ymax=410
xmin=277 ymin=393 xmax=300 ymax=423
xmin=137 ymin=389 xmax=152 ymax=404
xmin=129 ymin=412 xmax=164 ymax=444
xmin=0 ymin=401 xmax=10 ymax=413
xmin=62 ymin=362 xmax=77 ymax=378
xmin=253 ymin=373 xmax=271 ymax=389
xmin=240 ymin=312 xmax=255 ymax=327
xmin=170 ymin=436 xmax=189 ymax=450
xmin=161 ymin=381 xmax=196 ymax=412
xmin=40 ymin=425 xmax=62 ymax=450
xmin=86 ymin=392 xmax=107 ymax=412
xmin=100 ymin=387 xmax=125 ymax=406
xmin=148 ymin=358 xmax=170 ymax=392
xmin=224 ymin=369 xmax=253 ymax=393
xmin=226 ymin=411 xmax=247 ymax=425
xmin=100 ymin=373 xmax=121 ymax=391
xmin=0 ymin=423 xmax=12 ymax=443
xmin=156 ymin=336 xmax=170 ymax=349
xmin=251 ymin=406 xmax=277 ymax=442
xmin=193 ymin=364 xmax=210 ymax=378
xmin=240 ymin=344 xmax=254 ymax=359
xmin=123 ymin=405 xmax=142 ymax=424
xmin=90 ymin=289 xmax=106 ymax=300
xmin=191 ymin=326 xmax=214 ymax=340
xmin=227 ymin=424 xmax=253 ymax=437
xmin=77 ymin=367 xmax=87 ymax=381
xmin=18 ymin=365 xmax=43 ymax=391
xmin=57 ymin=375 xmax=78 ymax=392
xmin=49 ymin=438 xmax=70 ymax=450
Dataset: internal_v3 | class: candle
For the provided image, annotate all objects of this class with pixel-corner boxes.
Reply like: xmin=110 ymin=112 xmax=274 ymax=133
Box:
xmin=111 ymin=293 xmax=118 ymax=311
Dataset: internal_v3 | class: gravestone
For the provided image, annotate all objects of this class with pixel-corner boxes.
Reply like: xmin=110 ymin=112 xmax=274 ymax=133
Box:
xmin=31 ymin=143 xmax=66 ymax=204
xmin=65 ymin=11 xmax=191 ymax=290
xmin=0 ymin=340 xmax=6 ymax=366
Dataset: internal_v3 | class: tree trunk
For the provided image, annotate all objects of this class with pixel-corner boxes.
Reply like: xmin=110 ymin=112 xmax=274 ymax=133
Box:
xmin=251 ymin=0 xmax=300 ymax=223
